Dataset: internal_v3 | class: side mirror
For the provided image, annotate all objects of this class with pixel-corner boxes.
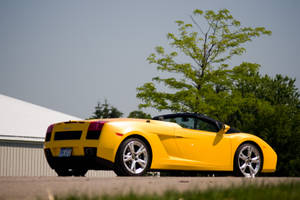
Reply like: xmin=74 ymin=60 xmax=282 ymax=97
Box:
xmin=219 ymin=124 xmax=230 ymax=134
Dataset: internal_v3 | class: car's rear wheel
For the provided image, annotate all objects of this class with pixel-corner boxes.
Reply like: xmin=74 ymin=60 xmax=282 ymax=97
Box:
xmin=114 ymin=137 xmax=151 ymax=176
xmin=234 ymin=143 xmax=262 ymax=177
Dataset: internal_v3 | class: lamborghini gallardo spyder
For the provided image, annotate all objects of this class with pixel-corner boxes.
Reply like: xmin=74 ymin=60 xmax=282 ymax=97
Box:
xmin=44 ymin=113 xmax=277 ymax=177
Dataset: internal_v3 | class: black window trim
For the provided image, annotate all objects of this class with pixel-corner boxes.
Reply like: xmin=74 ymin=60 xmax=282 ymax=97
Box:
xmin=153 ymin=113 xmax=222 ymax=132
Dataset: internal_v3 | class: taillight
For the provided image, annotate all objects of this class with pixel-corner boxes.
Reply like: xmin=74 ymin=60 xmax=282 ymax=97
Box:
xmin=86 ymin=121 xmax=106 ymax=139
xmin=45 ymin=124 xmax=54 ymax=142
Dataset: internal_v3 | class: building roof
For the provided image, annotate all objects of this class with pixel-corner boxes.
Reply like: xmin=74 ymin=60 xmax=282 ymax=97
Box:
xmin=0 ymin=94 xmax=81 ymax=142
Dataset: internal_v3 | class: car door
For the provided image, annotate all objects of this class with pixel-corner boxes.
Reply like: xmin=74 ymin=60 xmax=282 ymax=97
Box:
xmin=173 ymin=116 xmax=232 ymax=169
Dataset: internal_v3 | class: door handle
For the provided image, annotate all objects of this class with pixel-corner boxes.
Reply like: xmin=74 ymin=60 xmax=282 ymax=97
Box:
xmin=175 ymin=136 xmax=184 ymax=138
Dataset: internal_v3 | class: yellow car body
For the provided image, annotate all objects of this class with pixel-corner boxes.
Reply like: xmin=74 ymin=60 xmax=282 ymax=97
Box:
xmin=44 ymin=113 xmax=277 ymax=176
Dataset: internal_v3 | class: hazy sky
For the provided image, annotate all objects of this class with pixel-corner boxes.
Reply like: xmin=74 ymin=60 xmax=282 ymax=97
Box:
xmin=1 ymin=0 xmax=299 ymax=118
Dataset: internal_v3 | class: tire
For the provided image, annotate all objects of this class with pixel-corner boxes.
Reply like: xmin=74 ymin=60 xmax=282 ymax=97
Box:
xmin=55 ymin=168 xmax=72 ymax=176
xmin=114 ymin=137 xmax=151 ymax=176
xmin=234 ymin=143 xmax=262 ymax=177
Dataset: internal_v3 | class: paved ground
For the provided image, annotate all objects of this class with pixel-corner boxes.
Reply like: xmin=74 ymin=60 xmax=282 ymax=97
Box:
xmin=0 ymin=176 xmax=299 ymax=200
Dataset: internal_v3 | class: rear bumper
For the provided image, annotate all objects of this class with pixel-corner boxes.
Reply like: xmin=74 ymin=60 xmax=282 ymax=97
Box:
xmin=44 ymin=148 xmax=114 ymax=170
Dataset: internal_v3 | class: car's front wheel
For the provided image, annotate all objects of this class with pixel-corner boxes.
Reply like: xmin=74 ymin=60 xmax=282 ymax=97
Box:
xmin=234 ymin=143 xmax=262 ymax=177
xmin=114 ymin=137 xmax=151 ymax=176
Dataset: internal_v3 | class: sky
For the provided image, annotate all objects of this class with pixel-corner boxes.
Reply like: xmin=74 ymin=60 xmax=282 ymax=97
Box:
xmin=0 ymin=0 xmax=299 ymax=119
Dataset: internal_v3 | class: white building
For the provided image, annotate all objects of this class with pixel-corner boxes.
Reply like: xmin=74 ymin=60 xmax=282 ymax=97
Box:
xmin=0 ymin=94 xmax=114 ymax=176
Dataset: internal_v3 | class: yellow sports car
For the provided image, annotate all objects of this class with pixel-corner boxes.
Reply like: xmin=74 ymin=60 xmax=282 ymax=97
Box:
xmin=44 ymin=113 xmax=277 ymax=177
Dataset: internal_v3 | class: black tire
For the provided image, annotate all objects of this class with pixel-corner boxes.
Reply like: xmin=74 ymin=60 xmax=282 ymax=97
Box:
xmin=234 ymin=143 xmax=263 ymax=177
xmin=114 ymin=137 xmax=151 ymax=176
xmin=55 ymin=168 xmax=72 ymax=176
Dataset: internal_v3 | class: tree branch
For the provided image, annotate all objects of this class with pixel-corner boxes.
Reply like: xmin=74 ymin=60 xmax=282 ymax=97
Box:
xmin=190 ymin=15 xmax=205 ymax=36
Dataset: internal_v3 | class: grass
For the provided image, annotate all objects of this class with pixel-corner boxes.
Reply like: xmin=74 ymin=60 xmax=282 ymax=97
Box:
xmin=54 ymin=181 xmax=300 ymax=200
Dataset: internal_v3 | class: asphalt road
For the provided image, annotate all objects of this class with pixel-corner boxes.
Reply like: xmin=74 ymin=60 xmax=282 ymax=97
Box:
xmin=0 ymin=176 xmax=299 ymax=200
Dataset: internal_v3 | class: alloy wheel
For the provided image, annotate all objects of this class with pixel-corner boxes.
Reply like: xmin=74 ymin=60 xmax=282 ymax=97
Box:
xmin=238 ymin=144 xmax=261 ymax=177
xmin=122 ymin=140 xmax=148 ymax=174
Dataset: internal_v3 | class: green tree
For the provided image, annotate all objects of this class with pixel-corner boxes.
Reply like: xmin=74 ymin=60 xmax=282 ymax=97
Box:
xmin=128 ymin=110 xmax=151 ymax=119
xmin=90 ymin=100 xmax=123 ymax=119
xmin=137 ymin=9 xmax=271 ymax=114
xmin=136 ymin=8 xmax=300 ymax=176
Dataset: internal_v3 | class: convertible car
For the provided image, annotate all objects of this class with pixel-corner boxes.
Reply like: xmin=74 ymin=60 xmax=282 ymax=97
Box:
xmin=44 ymin=113 xmax=277 ymax=177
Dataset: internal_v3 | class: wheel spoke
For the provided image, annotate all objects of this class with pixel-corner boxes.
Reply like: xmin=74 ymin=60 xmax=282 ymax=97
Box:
xmin=239 ymin=153 xmax=248 ymax=161
xmin=136 ymin=146 xmax=146 ymax=156
xmin=130 ymin=160 xmax=136 ymax=172
xmin=251 ymin=156 xmax=260 ymax=163
xmin=240 ymin=163 xmax=247 ymax=172
xmin=136 ymin=159 xmax=146 ymax=168
xmin=129 ymin=142 xmax=135 ymax=154
xmin=249 ymin=164 xmax=256 ymax=175
xmin=247 ymin=146 xmax=253 ymax=157
xmin=123 ymin=153 xmax=132 ymax=162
